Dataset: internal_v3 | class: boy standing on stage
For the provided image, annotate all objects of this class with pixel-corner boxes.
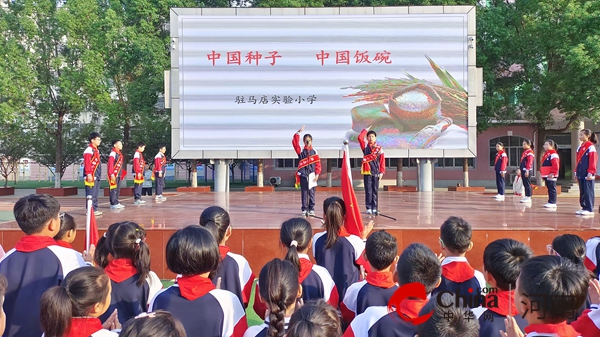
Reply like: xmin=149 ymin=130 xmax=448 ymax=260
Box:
xmin=107 ymin=139 xmax=125 ymax=210
xmin=154 ymin=145 xmax=167 ymax=202
xmin=83 ymin=132 xmax=102 ymax=216
xmin=358 ymin=128 xmax=385 ymax=215
xmin=133 ymin=141 xmax=147 ymax=205
xmin=293 ymin=125 xmax=321 ymax=217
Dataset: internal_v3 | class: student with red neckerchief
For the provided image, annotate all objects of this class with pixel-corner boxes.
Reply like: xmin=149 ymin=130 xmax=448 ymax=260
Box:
xmin=149 ymin=226 xmax=247 ymax=337
xmin=501 ymin=256 xmax=588 ymax=337
xmin=292 ymin=125 xmax=321 ymax=217
xmin=494 ymin=142 xmax=509 ymax=201
xmin=575 ymin=129 xmax=598 ymax=216
xmin=94 ymin=222 xmax=162 ymax=324
xmin=40 ymin=267 xmax=120 ymax=337
xmin=519 ymin=139 xmax=535 ymax=204
xmin=83 ymin=132 xmax=102 ymax=215
xmin=540 ymin=139 xmax=560 ymax=208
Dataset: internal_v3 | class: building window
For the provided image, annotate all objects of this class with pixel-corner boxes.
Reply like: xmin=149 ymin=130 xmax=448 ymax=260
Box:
xmin=275 ymin=159 xmax=299 ymax=169
xmin=489 ymin=136 xmax=530 ymax=168
xmin=437 ymin=158 xmax=474 ymax=168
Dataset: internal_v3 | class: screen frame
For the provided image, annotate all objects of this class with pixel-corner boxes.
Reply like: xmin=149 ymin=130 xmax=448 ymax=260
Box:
xmin=168 ymin=6 xmax=480 ymax=159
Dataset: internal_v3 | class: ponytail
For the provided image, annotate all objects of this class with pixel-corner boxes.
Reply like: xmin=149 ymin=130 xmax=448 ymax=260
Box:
xmin=280 ymin=218 xmax=312 ymax=272
xmin=259 ymin=259 xmax=300 ymax=337
xmin=40 ymin=286 xmax=73 ymax=337
xmin=41 ymin=267 xmax=111 ymax=337
xmin=582 ymin=129 xmax=598 ymax=145
xmin=199 ymin=206 xmax=231 ymax=245
xmin=323 ymin=197 xmax=345 ymax=249
xmin=102 ymin=221 xmax=151 ymax=286
xmin=94 ymin=234 xmax=110 ymax=268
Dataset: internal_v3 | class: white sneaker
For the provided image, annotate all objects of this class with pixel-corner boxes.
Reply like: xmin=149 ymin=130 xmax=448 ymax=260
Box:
xmin=543 ymin=203 xmax=557 ymax=208
xmin=372 ymin=209 xmax=379 ymax=215
xmin=366 ymin=209 xmax=372 ymax=215
xmin=160 ymin=196 xmax=167 ymax=201
xmin=495 ymin=195 xmax=505 ymax=201
xmin=576 ymin=209 xmax=584 ymax=215
xmin=134 ymin=200 xmax=143 ymax=205
xmin=308 ymin=210 xmax=315 ymax=216
xmin=140 ymin=200 xmax=146 ymax=204
xmin=302 ymin=210 xmax=308 ymax=217
xmin=94 ymin=211 xmax=103 ymax=216
xmin=519 ymin=197 xmax=532 ymax=203
xmin=117 ymin=204 xmax=125 ymax=209
xmin=580 ymin=210 xmax=595 ymax=216
xmin=110 ymin=205 xmax=119 ymax=210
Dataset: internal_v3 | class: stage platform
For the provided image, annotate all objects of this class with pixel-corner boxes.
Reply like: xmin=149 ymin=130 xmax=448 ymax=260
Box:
xmin=0 ymin=191 xmax=598 ymax=279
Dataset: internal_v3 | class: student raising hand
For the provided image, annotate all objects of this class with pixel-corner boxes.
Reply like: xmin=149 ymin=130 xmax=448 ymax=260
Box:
xmin=500 ymin=316 xmax=524 ymax=337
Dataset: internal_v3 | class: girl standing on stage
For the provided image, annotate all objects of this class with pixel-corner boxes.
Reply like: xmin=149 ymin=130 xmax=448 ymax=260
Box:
xmin=519 ymin=139 xmax=535 ymax=203
xmin=576 ymin=129 xmax=598 ymax=216
xmin=540 ymin=140 xmax=560 ymax=208
xmin=493 ymin=142 xmax=508 ymax=201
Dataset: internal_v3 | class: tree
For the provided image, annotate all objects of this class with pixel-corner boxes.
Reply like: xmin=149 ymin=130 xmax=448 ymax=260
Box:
xmin=1 ymin=0 xmax=109 ymax=188
xmin=0 ymin=124 xmax=31 ymax=188
xmin=478 ymin=0 xmax=600 ymax=171
xmin=30 ymin=124 xmax=95 ymax=182
xmin=95 ymin=0 xmax=193 ymax=177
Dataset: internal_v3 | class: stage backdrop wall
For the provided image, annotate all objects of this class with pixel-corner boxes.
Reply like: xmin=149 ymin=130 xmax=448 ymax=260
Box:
xmin=168 ymin=7 xmax=481 ymax=160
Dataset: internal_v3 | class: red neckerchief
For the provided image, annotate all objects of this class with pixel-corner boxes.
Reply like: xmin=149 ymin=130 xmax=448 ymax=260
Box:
xmin=495 ymin=150 xmax=505 ymax=165
xmin=577 ymin=141 xmax=593 ymax=169
xmin=399 ymin=299 xmax=428 ymax=320
xmin=177 ymin=275 xmax=216 ymax=301
xmin=15 ymin=235 xmax=57 ymax=252
xmin=521 ymin=148 xmax=534 ymax=163
xmin=298 ymin=256 xmax=314 ymax=283
xmin=541 ymin=149 xmax=557 ymax=165
xmin=104 ymin=258 xmax=138 ymax=283
xmin=219 ymin=245 xmax=230 ymax=261
xmin=366 ymin=271 xmax=396 ymax=289
xmin=524 ymin=322 xmax=580 ymax=337
xmin=442 ymin=261 xmax=476 ymax=283
xmin=64 ymin=317 xmax=103 ymax=337
xmin=337 ymin=226 xmax=351 ymax=237
xmin=55 ymin=240 xmax=74 ymax=249
xmin=487 ymin=290 xmax=518 ymax=316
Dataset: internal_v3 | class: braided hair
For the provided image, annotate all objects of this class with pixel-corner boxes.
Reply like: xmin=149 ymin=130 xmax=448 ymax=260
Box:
xmin=259 ymin=259 xmax=300 ymax=337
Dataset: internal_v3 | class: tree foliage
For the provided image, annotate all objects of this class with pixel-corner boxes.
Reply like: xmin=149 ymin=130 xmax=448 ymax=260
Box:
xmin=30 ymin=124 xmax=95 ymax=181
xmin=477 ymin=0 xmax=600 ymax=132
xmin=0 ymin=124 xmax=32 ymax=188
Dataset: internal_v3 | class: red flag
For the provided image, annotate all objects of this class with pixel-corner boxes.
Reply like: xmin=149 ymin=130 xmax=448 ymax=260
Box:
xmin=341 ymin=146 xmax=364 ymax=237
xmin=88 ymin=206 xmax=99 ymax=249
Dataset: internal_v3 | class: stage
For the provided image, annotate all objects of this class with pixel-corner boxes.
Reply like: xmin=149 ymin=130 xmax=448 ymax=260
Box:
xmin=1 ymin=191 xmax=599 ymax=279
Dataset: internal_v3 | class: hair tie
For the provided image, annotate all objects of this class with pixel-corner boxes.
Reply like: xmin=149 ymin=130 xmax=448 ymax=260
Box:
xmin=135 ymin=238 xmax=141 ymax=244
xmin=103 ymin=232 xmax=107 ymax=238
xmin=64 ymin=287 xmax=75 ymax=302
xmin=290 ymin=240 xmax=298 ymax=247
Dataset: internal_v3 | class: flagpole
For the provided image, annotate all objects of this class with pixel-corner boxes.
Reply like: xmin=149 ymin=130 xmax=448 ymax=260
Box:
xmin=86 ymin=195 xmax=92 ymax=252
xmin=343 ymin=140 xmax=352 ymax=188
